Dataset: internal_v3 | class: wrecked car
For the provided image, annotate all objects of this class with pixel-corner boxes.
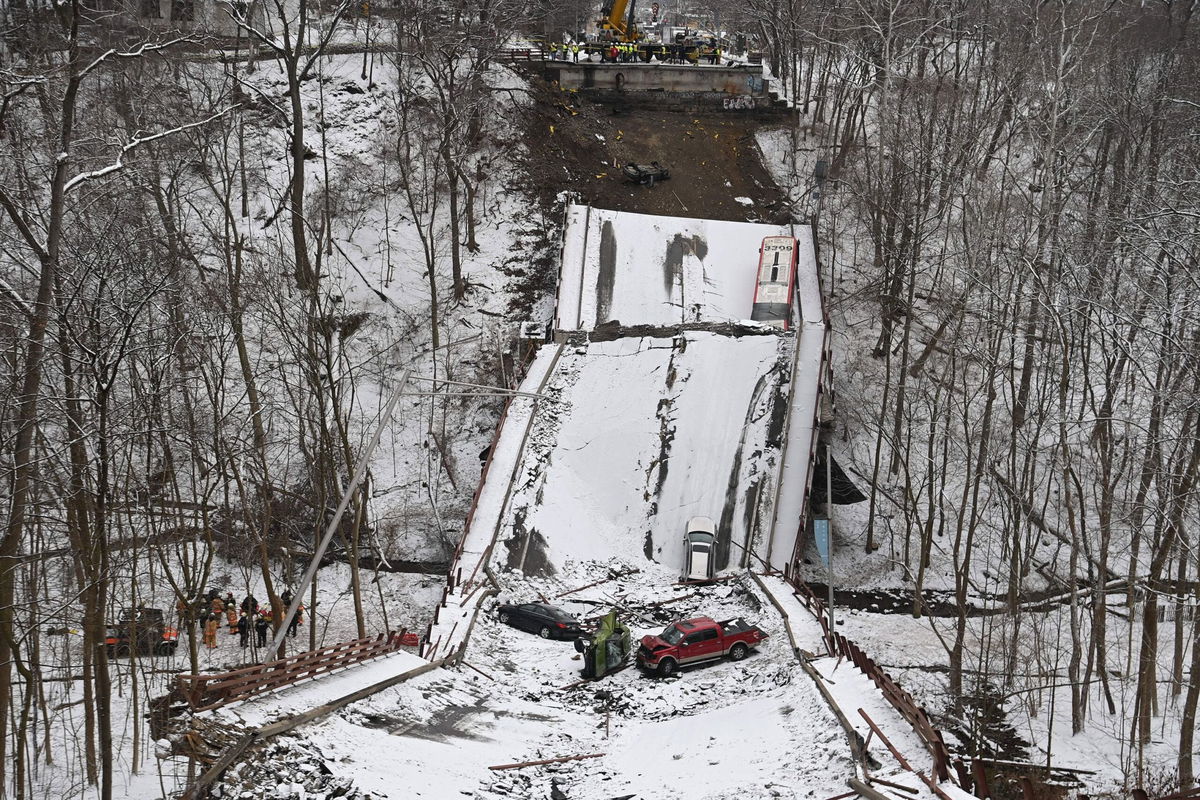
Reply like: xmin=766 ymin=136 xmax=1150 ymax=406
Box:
xmin=575 ymin=610 xmax=632 ymax=679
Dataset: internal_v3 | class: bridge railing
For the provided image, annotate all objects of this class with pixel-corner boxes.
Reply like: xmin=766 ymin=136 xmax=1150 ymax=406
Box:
xmin=177 ymin=631 xmax=409 ymax=712
xmin=498 ymin=47 xmax=547 ymax=63
xmin=789 ymin=577 xmax=961 ymax=787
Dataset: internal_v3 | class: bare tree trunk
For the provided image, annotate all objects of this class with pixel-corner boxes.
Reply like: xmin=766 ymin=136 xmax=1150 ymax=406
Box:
xmin=0 ymin=6 xmax=85 ymax=780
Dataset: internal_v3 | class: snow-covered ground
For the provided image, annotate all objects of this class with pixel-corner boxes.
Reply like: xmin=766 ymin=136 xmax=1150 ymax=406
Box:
xmin=303 ymin=570 xmax=854 ymax=800
xmin=229 ymin=204 xmax=865 ymax=800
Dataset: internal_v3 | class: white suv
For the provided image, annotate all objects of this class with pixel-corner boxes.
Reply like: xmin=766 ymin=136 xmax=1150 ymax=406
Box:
xmin=683 ymin=516 xmax=717 ymax=582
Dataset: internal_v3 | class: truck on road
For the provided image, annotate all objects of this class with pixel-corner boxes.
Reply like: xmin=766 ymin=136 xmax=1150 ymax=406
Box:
xmin=636 ymin=616 xmax=768 ymax=677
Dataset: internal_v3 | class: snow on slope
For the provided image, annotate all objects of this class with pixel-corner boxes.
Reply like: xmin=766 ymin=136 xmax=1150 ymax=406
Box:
xmin=505 ymin=332 xmax=788 ymax=575
xmin=306 ymin=574 xmax=853 ymax=800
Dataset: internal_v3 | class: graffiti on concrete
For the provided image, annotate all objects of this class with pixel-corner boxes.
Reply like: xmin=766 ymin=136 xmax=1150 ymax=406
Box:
xmin=723 ymin=95 xmax=755 ymax=110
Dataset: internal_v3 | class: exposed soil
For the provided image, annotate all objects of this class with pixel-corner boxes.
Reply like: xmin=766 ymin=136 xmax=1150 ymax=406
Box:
xmin=513 ymin=66 xmax=791 ymax=223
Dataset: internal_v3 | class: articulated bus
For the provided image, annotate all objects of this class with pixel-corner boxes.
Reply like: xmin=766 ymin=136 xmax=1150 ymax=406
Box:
xmin=751 ymin=235 xmax=799 ymax=329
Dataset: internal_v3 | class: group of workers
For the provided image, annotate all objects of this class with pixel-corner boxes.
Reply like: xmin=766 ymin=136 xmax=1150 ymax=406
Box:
xmin=179 ymin=587 xmax=305 ymax=650
xmin=548 ymin=40 xmax=723 ymax=66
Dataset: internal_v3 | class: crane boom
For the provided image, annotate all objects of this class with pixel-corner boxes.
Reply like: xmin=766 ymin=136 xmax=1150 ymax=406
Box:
xmin=599 ymin=0 xmax=640 ymax=41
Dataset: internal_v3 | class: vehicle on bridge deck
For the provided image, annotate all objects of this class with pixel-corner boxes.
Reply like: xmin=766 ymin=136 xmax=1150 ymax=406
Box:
xmin=637 ymin=616 xmax=769 ymax=677
xmin=682 ymin=516 xmax=717 ymax=582
xmin=751 ymin=235 xmax=798 ymax=329
xmin=497 ymin=601 xmax=586 ymax=640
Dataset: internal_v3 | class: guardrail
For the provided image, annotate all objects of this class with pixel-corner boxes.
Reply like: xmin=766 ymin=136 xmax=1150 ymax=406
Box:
xmin=499 ymin=47 xmax=546 ymax=63
xmin=788 ymin=577 xmax=962 ymax=786
xmin=784 ymin=576 xmax=1194 ymax=800
xmin=177 ymin=631 xmax=409 ymax=712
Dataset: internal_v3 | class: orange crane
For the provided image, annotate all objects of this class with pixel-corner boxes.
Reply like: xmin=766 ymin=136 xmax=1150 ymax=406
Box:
xmin=598 ymin=0 xmax=642 ymax=41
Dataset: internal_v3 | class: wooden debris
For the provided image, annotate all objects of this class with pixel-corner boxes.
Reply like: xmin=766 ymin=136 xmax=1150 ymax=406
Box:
xmin=557 ymin=661 xmax=632 ymax=690
xmin=488 ymin=753 xmax=605 ymax=771
xmin=818 ymin=791 xmax=858 ymax=800
xmin=673 ymin=574 xmax=739 ymax=587
xmin=461 ymin=661 xmax=495 ymax=681
xmin=555 ymin=568 xmax=639 ymax=598
xmin=857 ymin=708 xmax=913 ymax=772
xmin=868 ymin=776 xmax=919 ymax=794
xmin=582 ymin=591 xmax=700 ymax=623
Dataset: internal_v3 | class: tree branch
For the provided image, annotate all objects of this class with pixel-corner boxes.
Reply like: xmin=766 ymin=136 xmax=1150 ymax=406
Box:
xmin=63 ymin=105 xmax=241 ymax=193
xmin=0 ymin=188 xmax=50 ymax=260
xmin=78 ymin=37 xmax=197 ymax=80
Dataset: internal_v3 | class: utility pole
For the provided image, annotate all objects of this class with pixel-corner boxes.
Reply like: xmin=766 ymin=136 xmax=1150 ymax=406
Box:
xmin=812 ymin=441 xmax=835 ymax=646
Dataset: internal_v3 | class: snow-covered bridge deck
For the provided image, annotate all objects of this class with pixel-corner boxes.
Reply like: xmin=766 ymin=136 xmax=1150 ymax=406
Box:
xmin=554 ymin=203 xmax=827 ymax=573
xmin=555 ymin=205 xmax=799 ymax=330
xmin=216 ymin=206 xmax=849 ymax=800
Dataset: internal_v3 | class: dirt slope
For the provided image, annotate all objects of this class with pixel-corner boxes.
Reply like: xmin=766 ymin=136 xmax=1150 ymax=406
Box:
xmin=517 ymin=71 xmax=790 ymax=223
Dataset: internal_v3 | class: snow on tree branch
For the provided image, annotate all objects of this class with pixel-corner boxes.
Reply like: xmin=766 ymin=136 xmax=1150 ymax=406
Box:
xmin=63 ymin=106 xmax=241 ymax=193
xmin=78 ymin=37 xmax=197 ymax=80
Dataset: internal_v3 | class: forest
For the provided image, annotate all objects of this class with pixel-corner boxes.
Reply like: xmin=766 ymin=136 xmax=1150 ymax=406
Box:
xmin=0 ymin=0 xmax=1198 ymax=797
xmin=754 ymin=0 xmax=1200 ymax=792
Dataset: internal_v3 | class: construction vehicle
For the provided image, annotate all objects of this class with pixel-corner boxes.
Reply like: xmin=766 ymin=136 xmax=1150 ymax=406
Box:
xmin=598 ymin=0 xmax=642 ymax=41
xmin=574 ymin=610 xmax=632 ymax=679
xmin=105 ymin=607 xmax=179 ymax=657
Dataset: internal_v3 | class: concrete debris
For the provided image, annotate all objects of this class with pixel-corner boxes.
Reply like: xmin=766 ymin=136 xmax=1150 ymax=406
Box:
xmin=212 ymin=739 xmax=377 ymax=800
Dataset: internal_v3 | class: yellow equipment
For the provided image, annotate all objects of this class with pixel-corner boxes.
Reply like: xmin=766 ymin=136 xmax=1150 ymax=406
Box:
xmin=599 ymin=0 xmax=642 ymax=41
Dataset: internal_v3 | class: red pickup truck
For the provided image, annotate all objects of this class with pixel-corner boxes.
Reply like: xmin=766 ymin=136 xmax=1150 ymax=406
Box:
xmin=636 ymin=616 xmax=768 ymax=677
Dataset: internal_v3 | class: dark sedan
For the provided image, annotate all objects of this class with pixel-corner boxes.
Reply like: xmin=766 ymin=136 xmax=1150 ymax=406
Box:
xmin=497 ymin=602 xmax=586 ymax=640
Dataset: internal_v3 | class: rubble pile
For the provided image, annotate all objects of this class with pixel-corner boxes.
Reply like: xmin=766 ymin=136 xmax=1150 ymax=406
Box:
xmin=212 ymin=739 xmax=378 ymax=800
